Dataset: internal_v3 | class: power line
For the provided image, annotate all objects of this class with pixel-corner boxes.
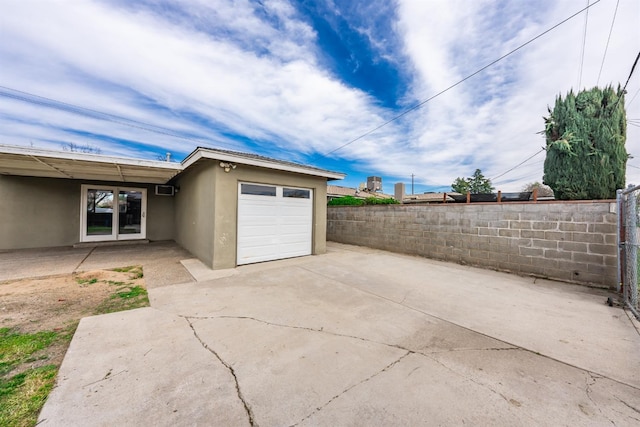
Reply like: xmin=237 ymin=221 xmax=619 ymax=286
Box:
xmin=577 ymin=0 xmax=590 ymax=89
xmin=491 ymin=148 xmax=545 ymax=181
xmin=621 ymin=52 xmax=640 ymax=90
xmin=610 ymin=51 xmax=640 ymax=112
xmin=493 ymin=170 xmax=545 ymax=186
xmin=627 ymin=87 xmax=640 ymax=107
xmin=0 ymin=86 xmax=245 ymax=151
xmin=324 ymin=0 xmax=602 ymax=156
xmin=596 ymin=0 xmax=620 ymax=85
xmin=0 ymin=86 xmax=176 ymax=134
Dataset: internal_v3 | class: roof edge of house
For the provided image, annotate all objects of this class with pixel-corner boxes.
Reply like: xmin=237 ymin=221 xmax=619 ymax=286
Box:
xmin=0 ymin=144 xmax=183 ymax=170
xmin=0 ymin=144 xmax=346 ymax=182
xmin=182 ymin=146 xmax=345 ymax=180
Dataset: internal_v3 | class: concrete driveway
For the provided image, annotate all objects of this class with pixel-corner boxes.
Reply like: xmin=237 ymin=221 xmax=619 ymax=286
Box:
xmin=24 ymin=242 xmax=640 ymax=426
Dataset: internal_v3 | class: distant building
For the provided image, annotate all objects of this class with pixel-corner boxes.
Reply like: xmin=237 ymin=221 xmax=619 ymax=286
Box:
xmin=366 ymin=176 xmax=383 ymax=192
xmin=327 ymin=184 xmax=393 ymax=201
xmin=394 ymin=183 xmax=456 ymax=204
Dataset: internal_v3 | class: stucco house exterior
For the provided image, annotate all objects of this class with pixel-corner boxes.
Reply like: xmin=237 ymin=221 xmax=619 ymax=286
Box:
xmin=0 ymin=145 xmax=344 ymax=269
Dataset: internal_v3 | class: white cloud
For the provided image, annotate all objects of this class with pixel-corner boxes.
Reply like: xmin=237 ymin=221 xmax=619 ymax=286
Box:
xmin=0 ymin=0 xmax=391 ymax=155
xmin=0 ymin=0 xmax=638 ymax=191
xmin=376 ymin=0 xmax=640 ymax=190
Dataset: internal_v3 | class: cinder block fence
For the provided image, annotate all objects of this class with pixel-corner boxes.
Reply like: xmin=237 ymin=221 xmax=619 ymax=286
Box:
xmin=327 ymin=201 xmax=618 ymax=288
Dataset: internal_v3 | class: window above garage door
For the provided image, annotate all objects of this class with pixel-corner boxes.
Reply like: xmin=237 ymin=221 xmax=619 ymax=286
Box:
xmin=237 ymin=183 xmax=313 ymax=265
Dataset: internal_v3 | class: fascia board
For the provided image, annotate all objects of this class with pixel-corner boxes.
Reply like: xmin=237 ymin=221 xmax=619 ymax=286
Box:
xmin=0 ymin=144 xmax=183 ymax=171
xmin=182 ymin=148 xmax=345 ymax=180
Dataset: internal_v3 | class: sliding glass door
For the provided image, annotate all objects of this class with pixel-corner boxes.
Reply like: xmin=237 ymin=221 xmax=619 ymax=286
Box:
xmin=81 ymin=185 xmax=146 ymax=242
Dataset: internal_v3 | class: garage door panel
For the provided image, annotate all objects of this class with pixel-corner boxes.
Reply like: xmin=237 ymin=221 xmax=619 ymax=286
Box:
xmin=280 ymin=208 xmax=309 ymax=214
xmin=279 ymin=227 xmax=309 ymax=236
xmin=238 ymin=224 xmax=279 ymax=237
xmin=238 ymin=236 xmax=279 ymax=247
xmin=279 ymin=219 xmax=310 ymax=228
xmin=237 ymin=183 xmax=312 ymax=265
xmin=278 ymin=240 xmax=312 ymax=252
xmin=280 ymin=213 xmax=310 ymax=222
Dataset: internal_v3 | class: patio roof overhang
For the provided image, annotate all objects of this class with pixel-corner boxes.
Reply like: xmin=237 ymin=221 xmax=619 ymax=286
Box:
xmin=0 ymin=145 xmax=182 ymax=184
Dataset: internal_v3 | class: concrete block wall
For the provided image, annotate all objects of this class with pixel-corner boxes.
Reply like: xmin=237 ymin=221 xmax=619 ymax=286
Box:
xmin=327 ymin=201 xmax=618 ymax=288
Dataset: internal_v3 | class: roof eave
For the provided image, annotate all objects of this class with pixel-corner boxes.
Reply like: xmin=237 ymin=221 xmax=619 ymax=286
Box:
xmin=182 ymin=147 xmax=345 ymax=180
xmin=0 ymin=144 xmax=183 ymax=170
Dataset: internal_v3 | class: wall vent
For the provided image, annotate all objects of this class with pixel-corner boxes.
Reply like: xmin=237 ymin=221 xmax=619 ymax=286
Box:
xmin=155 ymin=185 xmax=175 ymax=196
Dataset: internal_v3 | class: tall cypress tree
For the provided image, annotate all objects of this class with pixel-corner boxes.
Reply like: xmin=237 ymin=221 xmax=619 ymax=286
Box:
xmin=543 ymin=85 xmax=627 ymax=200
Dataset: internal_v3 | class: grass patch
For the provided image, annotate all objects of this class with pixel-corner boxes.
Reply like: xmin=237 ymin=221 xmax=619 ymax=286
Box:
xmin=94 ymin=285 xmax=149 ymax=315
xmin=1 ymin=265 xmax=149 ymax=426
xmin=0 ymin=329 xmax=58 ymax=377
xmin=106 ymin=280 xmax=129 ymax=286
xmin=116 ymin=285 xmax=146 ymax=299
xmin=111 ymin=266 xmax=135 ymax=273
xmin=0 ymin=365 xmax=57 ymax=427
xmin=111 ymin=266 xmax=143 ymax=280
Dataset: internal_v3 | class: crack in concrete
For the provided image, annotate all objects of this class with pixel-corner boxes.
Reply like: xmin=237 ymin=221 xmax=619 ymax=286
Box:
xmin=411 ymin=350 xmax=541 ymax=424
xmin=425 ymin=347 xmax=520 ymax=354
xmin=179 ymin=312 xmax=640 ymax=426
xmin=585 ymin=372 xmax=600 ymax=406
xmin=184 ymin=317 xmax=257 ymax=427
xmin=585 ymin=372 xmax=617 ymax=426
xmin=615 ymin=395 xmax=640 ymax=415
xmin=215 ymin=314 xmax=408 ymax=351
xmin=82 ymin=369 xmax=127 ymax=388
xmin=73 ymin=246 xmax=96 ymax=272
xmin=186 ymin=314 xmax=518 ymax=356
xmin=289 ymin=352 xmax=412 ymax=427
xmin=297 ymin=264 xmax=640 ymax=392
xmin=186 ymin=314 xmax=534 ymax=425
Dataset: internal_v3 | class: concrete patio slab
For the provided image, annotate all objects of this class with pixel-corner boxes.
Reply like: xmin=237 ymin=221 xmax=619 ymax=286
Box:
xmin=308 ymin=244 xmax=640 ymax=389
xmin=38 ymin=308 xmax=248 ymax=426
xmin=29 ymin=242 xmax=640 ymax=426
xmin=180 ymin=258 xmax=237 ymax=281
xmin=0 ymin=246 xmax=91 ymax=282
xmin=0 ymin=241 xmax=194 ymax=288
xmin=77 ymin=241 xmax=195 ymax=288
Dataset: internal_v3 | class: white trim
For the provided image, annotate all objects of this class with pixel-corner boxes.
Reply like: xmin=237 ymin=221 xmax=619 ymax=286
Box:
xmin=182 ymin=148 xmax=345 ymax=180
xmin=80 ymin=185 xmax=117 ymax=242
xmin=80 ymin=184 xmax=147 ymax=242
xmin=1 ymin=144 xmax=182 ymax=170
xmin=117 ymin=187 xmax=147 ymax=241
xmin=0 ymin=144 xmax=345 ymax=182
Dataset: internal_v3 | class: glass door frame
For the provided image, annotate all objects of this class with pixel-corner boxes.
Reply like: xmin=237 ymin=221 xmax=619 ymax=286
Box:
xmin=80 ymin=184 xmax=147 ymax=242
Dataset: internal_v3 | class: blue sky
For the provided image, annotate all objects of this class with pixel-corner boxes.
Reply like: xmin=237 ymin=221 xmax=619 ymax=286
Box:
xmin=1 ymin=0 xmax=639 ymax=193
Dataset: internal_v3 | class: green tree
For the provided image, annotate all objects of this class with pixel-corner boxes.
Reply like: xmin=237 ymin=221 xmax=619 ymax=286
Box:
xmin=522 ymin=181 xmax=554 ymax=198
xmin=451 ymin=169 xmax=494 ymax=194
xmin=543 ymin=85 xmax=627 ymax=200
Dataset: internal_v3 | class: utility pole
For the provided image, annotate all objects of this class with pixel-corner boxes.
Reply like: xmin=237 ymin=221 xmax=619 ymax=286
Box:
xmin=411 ymin=174 xmax=415 ymax=195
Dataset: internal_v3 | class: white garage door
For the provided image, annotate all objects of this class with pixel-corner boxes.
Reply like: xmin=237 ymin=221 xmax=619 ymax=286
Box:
xmin=237 ymin=183 xmax=313 ymax=265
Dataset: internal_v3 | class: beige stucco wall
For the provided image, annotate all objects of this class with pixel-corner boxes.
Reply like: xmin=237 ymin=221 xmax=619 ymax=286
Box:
xmin=212 ymin=161 xmax=329 ymax=269
xmin=145 ymin=187 xmax=175 ymax=241
xmin=173 ymin=158 xmax=329 ymax=269
xmin=0 ymin=175 xmax=80 ymax=249
xmin=2 ymin=159 xmax=332 ymax=267
xmin=173 ymin=161 xmax=216 ymax=266
xmin=0 ymin=175 xmax=175 ymax=250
